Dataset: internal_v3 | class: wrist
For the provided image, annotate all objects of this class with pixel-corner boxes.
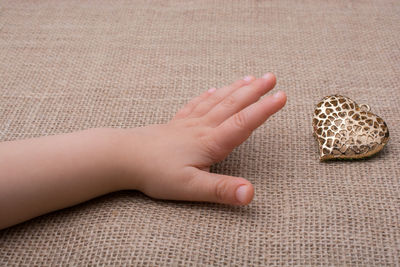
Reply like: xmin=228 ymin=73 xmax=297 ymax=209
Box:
xmin=91 ymin=127 xmax=144 ymax=191
xmin=84 ymin=127 xmax=131 ymax=191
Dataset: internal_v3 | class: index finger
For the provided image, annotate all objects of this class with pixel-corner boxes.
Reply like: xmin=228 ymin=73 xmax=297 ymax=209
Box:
xmin=211 ymin=91 xmax=287 ymax=151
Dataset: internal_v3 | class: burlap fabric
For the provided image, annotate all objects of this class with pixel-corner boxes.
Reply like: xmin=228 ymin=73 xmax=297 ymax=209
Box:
xmin=0 ymin=0 xmax=399 ymax=265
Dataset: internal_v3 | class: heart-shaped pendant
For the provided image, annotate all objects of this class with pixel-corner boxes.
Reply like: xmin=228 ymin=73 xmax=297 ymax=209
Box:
xmin=312 ymin=95 xmax=389 ymax=160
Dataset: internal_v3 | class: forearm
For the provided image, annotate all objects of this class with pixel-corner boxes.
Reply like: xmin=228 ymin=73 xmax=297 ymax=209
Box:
xmin=0 ymin=128 xmax=125 ymax=229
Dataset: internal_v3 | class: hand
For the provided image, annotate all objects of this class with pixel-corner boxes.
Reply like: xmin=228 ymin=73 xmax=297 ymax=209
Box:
xmin=117 ymin=73 xmax=287 ymax=205
xmin=0 ymin=73 xmax=286 ymax=229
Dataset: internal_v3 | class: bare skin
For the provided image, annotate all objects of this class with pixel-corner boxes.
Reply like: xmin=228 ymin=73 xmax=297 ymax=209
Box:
xmin=0 ymin=73 xmax=286 ymax=229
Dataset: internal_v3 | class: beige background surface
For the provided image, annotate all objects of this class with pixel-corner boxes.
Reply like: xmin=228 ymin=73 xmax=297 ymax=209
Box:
xmin=0 ymin=0 xmax=399 ymax=265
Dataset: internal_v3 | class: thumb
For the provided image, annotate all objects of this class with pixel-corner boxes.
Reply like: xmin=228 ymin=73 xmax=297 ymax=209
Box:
xmin=186 ymin=168 xmax=254 ymax=205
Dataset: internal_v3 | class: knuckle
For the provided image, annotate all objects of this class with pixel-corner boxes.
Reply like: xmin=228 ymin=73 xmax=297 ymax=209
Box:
xmin=184 ymin=168 xmax=199 ymax=185
xmin=214 ymin=178 xmax=230 ymax=202
xmin=183 ymin=101 xmax=197 ymax=112
xmin=182 ymin=118 xmax=202 ymax=128
xmin=208 ymin=94 xmax=222 ymax=105
xmin=200 ymin=134 xmax=226 ymax=162
xmin=221 ymin=95 xmax=237 ymax=108
xmin=192 ymin=103 xmax=209 ymax=116
xmin=232 ymin=112 xmax=247 ymax=129
xmin=192 ymin=97 xmax=217 ymax=116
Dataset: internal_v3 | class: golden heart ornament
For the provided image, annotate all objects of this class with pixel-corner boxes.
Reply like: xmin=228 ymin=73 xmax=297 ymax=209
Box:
xmin=313 ymin=95 xmax=389 ymax=160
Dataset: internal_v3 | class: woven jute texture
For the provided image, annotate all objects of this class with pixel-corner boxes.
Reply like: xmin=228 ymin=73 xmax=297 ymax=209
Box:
xmin=0 ymin=0 xmax=399 ymax=266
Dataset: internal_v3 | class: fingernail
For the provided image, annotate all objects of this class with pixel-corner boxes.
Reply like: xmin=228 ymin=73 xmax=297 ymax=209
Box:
xmin=243 ymin=76 xmax=253 ymax=82
xmin=235 ymin=185 xmax=249 ymax=204
xmin=262 ymin=73 xmax=272 ymax=79
xmin=273 ymin=91 xmax=284 ymax=99
xmin=208 ymin=87 xmax=216 ymax=93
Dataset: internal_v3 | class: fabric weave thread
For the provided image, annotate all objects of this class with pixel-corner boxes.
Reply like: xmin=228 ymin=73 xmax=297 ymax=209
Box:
xmin=0 ymin=0 xmax=399 ymax=265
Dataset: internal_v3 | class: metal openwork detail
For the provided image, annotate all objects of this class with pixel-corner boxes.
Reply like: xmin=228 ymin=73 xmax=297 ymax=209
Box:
xmin=313 ymin=95 xmax=389 ymax=160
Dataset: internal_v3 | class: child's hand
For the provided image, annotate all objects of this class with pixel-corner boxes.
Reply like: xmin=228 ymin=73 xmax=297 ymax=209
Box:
xmin=117 ymin=73 xmax=286 ymax=205
xmin=0 ymin=73 xmax=286 ymax=229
